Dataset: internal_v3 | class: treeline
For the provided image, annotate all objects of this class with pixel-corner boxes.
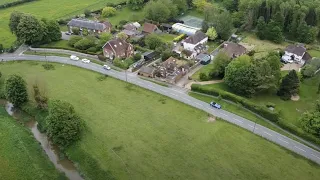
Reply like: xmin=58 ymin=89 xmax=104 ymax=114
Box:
xmin=9 ymin=11 xmax=61 ymax=45
xmin=227 ymin=0 xmax=320 ymax=43
xmin=0 ymin=0 xmax=37 ymax=9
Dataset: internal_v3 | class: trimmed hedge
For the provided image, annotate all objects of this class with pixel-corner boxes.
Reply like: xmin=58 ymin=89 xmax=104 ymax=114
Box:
xmin=191 ymin=84 xmax=280 ymax=122
xmin=191 ymin=84 xmax=320 ymax=146
xmin=32 ymin=45 xmax=99 ymax=55
xmin=0 ymin=0 xmax=36 ymax=9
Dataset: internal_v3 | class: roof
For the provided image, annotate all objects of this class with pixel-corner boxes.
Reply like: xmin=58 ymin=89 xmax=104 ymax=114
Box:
xmin=172 ymin=23 xmax=201 ymax=36
xmin=162 ymin=57 xmax=178 ymax=70
xmin=143 ymin=23 xmax=158 ymax=33
xmin=121 ymin=29 xmax=137 ymax=36
xmin=161 ymin=23 xmax=172 ymax=28
xmin=67 ymin=19 xmax=111 ymax=31
xmin=103 ymin=39 xmax=132 ymax=55
xmin=222 ymin=42 xmax=247 ymax=58
xmin=123 ymin=23 xmax=137 ymax=31
xmin=182 ymin=49 xmax=193 ymax=56
xmin=285 ymin=44 xmax=306 ymax=56
xmin=139 ymin=66 xmax=155 ymax=74
xmin=196 ymin=53 xmax=211 ymax=62
xmin=184 ymin=31 xmax=207 ymax=45
xmin=302 ymin=52 xmax=312 ymax=61
xmin=143 ymin=51 xmax=159 ymax=59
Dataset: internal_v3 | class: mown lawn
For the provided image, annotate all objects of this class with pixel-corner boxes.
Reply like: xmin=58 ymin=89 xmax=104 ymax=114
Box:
xmin=191 ymin=64 xmax=214 ymax=81
xmin=0 ymin=61 xmax=319 ymax=180
xmin=107 ymin=7 xmax=144 ymax=26
xmin=0 ymin=0 xmax=123 ymax=47
xmin=0 ymin=107 xmax=64 ymax=180
xmin=309 ymin=49 xmax=320 ymax=58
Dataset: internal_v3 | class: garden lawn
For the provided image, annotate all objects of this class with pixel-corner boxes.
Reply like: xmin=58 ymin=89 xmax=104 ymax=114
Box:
xmin=39 ymin=40 xmax=75 ymax=50
xmin=106 ymin=7 xmax=144 ymax=26
xmin=158 ymin=33 xmax=177 ymax=43
xmin=0 ymin=107 xmax=64 ymax=180
xmin=0 ymin=0 xmax=124 ymax=47
xmin=309 ymin=49 xmax=320 ymax=58
xmin=191 ymin=64 xmax=214 ymax=81
xmin=0 ymin=61 xmax=320 ymax=180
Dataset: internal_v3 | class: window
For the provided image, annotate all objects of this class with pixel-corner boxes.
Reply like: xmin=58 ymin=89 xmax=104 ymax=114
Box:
xmin=114 ymin=45 xmax=117 ymax=48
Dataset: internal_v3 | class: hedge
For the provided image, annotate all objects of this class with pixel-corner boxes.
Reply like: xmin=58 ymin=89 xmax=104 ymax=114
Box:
xmin=191 ymin=84 xmax=280 ymax=122
xmin=32 ymin=45 xmax=99 ymax=55
xmin=191 ymin=84 xmax=320 ymax=146
xmin=0 ymin=0 xmax=36 ymax=9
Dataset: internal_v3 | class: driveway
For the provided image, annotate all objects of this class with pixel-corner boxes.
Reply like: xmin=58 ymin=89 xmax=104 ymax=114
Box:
xmin=1 ymin=54 xmax=320 ymax=165
xmin=61 ymin=31 xmax=71 ymax=40
xmin=281 ymin=63 xmax=302 ymax=71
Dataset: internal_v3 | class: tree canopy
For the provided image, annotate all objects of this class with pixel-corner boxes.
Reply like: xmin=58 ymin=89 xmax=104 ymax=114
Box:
xmin=144 ymin=0 xmax=178 ymax=22
xmin=5 ymin=74 xmax=28 ymax=107
xmin=277 ymin=70 xmax=300 ymax=100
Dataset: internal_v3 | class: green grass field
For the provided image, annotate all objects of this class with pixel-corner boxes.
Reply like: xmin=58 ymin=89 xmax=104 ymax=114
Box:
xmin=0 ymin=0 xmax=124 ymax=48
xmin=0 ymin=0 xmax=16 ymax=5
xmin=107 ymin=7 xmax=144 ymax=26
xmin=0 ymin=107 xmax=64 ymax=180
xmin=309 ymin=49 xmax=320 ymax=58
xmin=0 ymin=61 xmax=320 ymax=179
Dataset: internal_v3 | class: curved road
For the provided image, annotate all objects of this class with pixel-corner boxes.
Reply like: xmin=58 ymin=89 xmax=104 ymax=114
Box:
xmin=1 ymin=54 xmax=320 ymax=165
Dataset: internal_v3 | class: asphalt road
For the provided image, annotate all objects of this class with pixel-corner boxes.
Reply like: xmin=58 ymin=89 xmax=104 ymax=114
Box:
xmin=1 ymin=54 xmax=320 ymax=165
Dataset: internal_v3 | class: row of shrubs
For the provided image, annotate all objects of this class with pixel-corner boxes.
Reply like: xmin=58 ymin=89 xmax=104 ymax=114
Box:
xmin=191 ymin=84 xmax=280 ymax=122
xmin=0 ymin=0 xmax=36 ymax=9
xmin=191 ymin=84 xmax=320 ymax=146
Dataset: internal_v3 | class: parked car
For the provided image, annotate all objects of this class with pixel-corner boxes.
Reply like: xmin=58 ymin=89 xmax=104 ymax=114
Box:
xmin=70 ymin=55 xmax=79 ymax=61
xmin=81 ymin=59 xmax=90 ymax=63
xmin=210 ymin=101 xmax=221 ymax=109
xmin=103 ymin=65 xmax=111 ymax=70
xmin=65 ymin=32 xmax=71 ymax=35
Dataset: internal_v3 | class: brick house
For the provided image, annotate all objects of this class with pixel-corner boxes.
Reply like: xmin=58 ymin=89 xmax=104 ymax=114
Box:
xmin=102 ymin=39 xmax=134 ymax=60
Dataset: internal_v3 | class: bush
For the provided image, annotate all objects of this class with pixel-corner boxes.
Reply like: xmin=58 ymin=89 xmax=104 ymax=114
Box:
xmin=68 ymin=36 xmax=82 ymax=47
xmin=102 ymin=7 xmax=117 ymax=17
xmin=42 ymin=64 xmax=55 ymax=70
xmin=84 ymin=9 xmax=91 ymax=17
xmin=87 ymin=46 xmax=98 ymax=53
xmin=133 ymin=53 xmax=141 ymax=62
xmin=191 ymin=84 xmax=280 ymax=122
xmin=266 ymin=102 xmax=276 ymax=108
xmin=5 ymin=74 xmax=28 ymax=108
xmin=72 ymin=27 xmax=80 ymax=35
xmin=98 ymin=54 xmax=107 ymax=61
xmin=173 ymin=34 xmax=186 ymax=42
xmin=113 ymin=58 xmax=134 ymax=69
xmin=74 ymin=38 xmax=95 ymax=50
xmin=199 ymin=73 xmax=208 ymax=81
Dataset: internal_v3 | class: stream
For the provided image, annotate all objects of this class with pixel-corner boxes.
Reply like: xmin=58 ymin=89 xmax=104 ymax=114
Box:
xmin=2 ymin=100 xmax=83 ymax=180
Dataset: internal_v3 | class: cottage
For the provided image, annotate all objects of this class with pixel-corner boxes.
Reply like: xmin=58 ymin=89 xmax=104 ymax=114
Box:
xmin=155 ymin=57 xmax=189 ymax=84
xmin=282 ymin=44 xmax=312 ymax=64
xmin=67 ymin=19 xmax=112 ymax=34
xmin=221 ymin=42 xmax=247 ymax=59
xmin=143 ymin=51 xmax=160 ymax=61
xmin=182 ymin=31 xmax=208 ymax=53
xmin=102 ymin=39 xmax=134 ymax=60
xmin=138 ymin=66 xmax=155 ymax=78
xmin=142 ymin=23 xmax=161 ymax=34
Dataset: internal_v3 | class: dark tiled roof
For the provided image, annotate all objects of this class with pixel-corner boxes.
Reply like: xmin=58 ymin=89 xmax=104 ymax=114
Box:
xmin=123 ymin=23 xmax=137 ymax=31
xmin=143 ymin=23 xmax=158 ymax=33
xmin=222 ymin=42 xmax=247 ymax=58
xmin=103 ymin=39 xmax=132 ymax=55
xmin=67 ymin=19 xmax=111 ymax=31
xmin=285 ymin=44 xmax=306 ymax=57
xmin=302 ymin=52 xmax=312 ymax=61
xmin=184 ymin=31 xmax=207 ymax=45
xmin=196 ymin=53 xmax=211 ymax=62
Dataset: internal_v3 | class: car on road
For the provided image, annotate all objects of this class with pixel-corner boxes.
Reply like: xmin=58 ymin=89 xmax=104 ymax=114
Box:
xmin=81 ymin=59 xmax=90 ymax=63
xmin=103 ymin=65 xmax=111 ymax=70
xmin=70 ymin=55 xmax=79 ymax=61
xmin=210 ymin=101 xmax=221 ymax=109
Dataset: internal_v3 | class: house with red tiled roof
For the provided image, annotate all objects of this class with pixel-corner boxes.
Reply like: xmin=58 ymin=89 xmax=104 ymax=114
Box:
xmin=102 ymin=39 xmax=134 ymax=60
xmin=142 ymin=23 xmax=161 ymax=34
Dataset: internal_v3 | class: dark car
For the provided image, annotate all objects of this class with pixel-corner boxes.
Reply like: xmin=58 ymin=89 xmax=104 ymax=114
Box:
xmin=210 ymin=101 xmax=221 ymax=109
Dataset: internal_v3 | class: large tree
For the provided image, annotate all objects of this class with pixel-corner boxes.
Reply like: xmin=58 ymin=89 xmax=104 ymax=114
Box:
xmin=5 ymin=74 xmax=28 ymax=108
xmin=300 ymin=101 xmax=320 ymax=138
xmin=144 ymin=0 xmax=177 ymax=22
xmin=9 ymin=11 xmax=23 ymax=34
xmin=42 ymin=19 xmax=61 ymax=43
xmin=205 ymin=10 xmax=233 ymax=40
xmin=16 ymin=14 xmax=43 ymax=44
xmin=46 ymin=100 xmax=83 ymax=149
xmin=206 ymin=27 xmax=218 ymax=40
xmin=145 ymin=34 xmax=164 ymax=50
xmin=277 ymin=70 xmax=300 ymax=100
xmin=209 ymin=52 xmax=231 ymax=79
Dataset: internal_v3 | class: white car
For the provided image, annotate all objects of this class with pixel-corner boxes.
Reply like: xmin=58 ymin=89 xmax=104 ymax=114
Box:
xmin=81 ymin=59 xmax=90 ymax=63
xmin=70 ymin=55 xmax=79 ymax=61
xmin=103 ymin=65 xmax=111 ymax=70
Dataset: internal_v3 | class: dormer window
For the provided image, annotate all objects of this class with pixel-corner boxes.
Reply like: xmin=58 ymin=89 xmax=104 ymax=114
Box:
xmin=114 ymin=45 xmax=117 ymax=48
xmin=119 ymin=42 xmax=122 ymax=45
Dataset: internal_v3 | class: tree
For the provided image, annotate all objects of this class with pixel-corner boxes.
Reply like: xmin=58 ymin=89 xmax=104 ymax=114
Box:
xmin=16 ymin=14 xmax=43 ymax=44
xmin=144 ymin=0 xmax=177 ymax=22
xmin=74 ymin=38 xmax=95 ymax=50
xmin=41 ymin=19 xmax=61 ymax=43
xmin=117 ymin=32 xmax=128 ymax=40
xmin=199 ymin=72 xmax=208 ymax=81
xmin=68 ymin=36 xmax=82 ymax=47
xmin=256 ymin=16 xmax=266 ymax=39
xmin=0 ymin=44 xmax=3 ymax=54
xmin=193 ymin=0 xmax=213 ymax=12
xmin=209 ymin=52 xmax=231 ymax=78
xmin=300 ymin=111 xmax=320 ymax=137
xmin=5 ymin=75 xmax=28 ymax=108
xmin=9 ymin=11 xmax=23 ymax=34
xmin=46 ymin=100 xmax=83 ymax=149
xmin=224 ymin=55 xmax=258 ymax=97
xmin=133 ymin=53 xmax=142 ymax=61
xmin=277 ymin=70 xmax=300 ymax=100
xmin=97 ymin=32 xmax=112 ymax=47
xmin=301 ymin=64 xmax=317 ymax=78
xmin=145 ymin=34 xmax=164 ymax=50
xmin=206 ymin=27 xmax=218 ymax=40
xmin=173 ymin=0 xmax=188 ymax=14
xmin=33 ymin=83 xmax=48 ymax=109
xmin=72 ymin=27 xmax=80 ymax=35
xmin=102 ymin=7 xmax=117 ymax=17
xmin=210 ymin=11 xmax=233 ymax=40
xmin=84 ymin=9 xmax=91 ymax=17
xmin=127 ymin=0 xmax=144 ymax=10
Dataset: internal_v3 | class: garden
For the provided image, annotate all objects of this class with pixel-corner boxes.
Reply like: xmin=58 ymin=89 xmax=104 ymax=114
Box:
xmin=0 ymin=61 xmax=320 ymax=179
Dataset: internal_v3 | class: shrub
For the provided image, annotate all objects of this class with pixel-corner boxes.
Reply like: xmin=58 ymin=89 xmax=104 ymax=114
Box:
xmin=87 ymin=46 xmax=98 ymax=53
xmin=5 ymin=74 xmax=28 ymax=108
xmin=113 ymin=58 xmax=134 ymax=69
xmin=72 ymin=27 xmax=80 ymax=35
xmin=98 ymin=54 xmax=107 ymax=61
xmin=42 ymin=64 xmax=55 ymax=70
xmin=102 ymin=7 xmax=117 ymax=17
xmin=199 ymin=73 xmax=208 ymax=81
xmin=133 ymin=53 xmax=142 ymax=62
xmin=68 ymin=36 xmax=82 ymax=47
xmin=173 ymin=34 xmax=186 ymax=42
xmin=74 ymin=38 xmax=95 ymax=50
xmin=266 ymin=102 xmax=276 ymax=108
xmin=96 ymin=74 xmax=108 ymax=81
xmin=84 ymin=9 xmax=91 ymax=17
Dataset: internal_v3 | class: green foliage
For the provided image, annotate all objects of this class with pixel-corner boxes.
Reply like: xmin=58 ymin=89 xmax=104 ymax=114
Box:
xmin=42 ymin=63 xmax=55 ymax=70
xmin=84 ymin=9 xmax=91 ymax=17
xmin=277 ymin=70 xmax=300 ymax=100
xmin=74 ymin=38 xmax=95 ymax=50
xmin=193 ymin=0 xmax=213 ymax=12
xmin=257 ymin=18 xmax=284 ymax=43
xmin=204 ymin=10 xmax=233 ymax=40
xmin=102 ymin=7 xmax=117 ymax=17
xmin=68 ymin=36 xmax=83 ymax=47
xmin=300 ymin=101 xmax=320 ymax=138
xmin=209 ymin=52 xmax=231 ymax=79
xmin=72 ymin=27 xmax=80 ymax=35
xmin=9 ymin=11 xmax=23 ymax=34
xmin=41 ymin=19 xmax=61 ymax=43
xmin=33 ymin=84 xmax=48 ymax=109
xmin=206 ymin=27 xmax=218 ymax=40
xmin=199 ymin=72 xmax=208 ymax=81
xmin=145 ymin=34 xmax=164 ymax=50
xmin=133 ymin=53 xmax=141 ymax=61
xmin=127 ymin=0 xmax=144 ymax=10
xmin=16 ymin=14 xmax=43 ymax=45
xmin=301 ymin=58 xmax=320 ymax=78
xmin=46 ymin=100 xmax=83 ymax=149
xmin=173 ymin=34 xmax=186 ymax=42
xmin=117 ymin=32 xmax=128 ymax=40
xmin=4 ymin=74 xmax=28 ymax=107
xmin=113 ymin=58 xmax=134 ymax=69
xmin=144 ymin=0 xmax=178 ymax=22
